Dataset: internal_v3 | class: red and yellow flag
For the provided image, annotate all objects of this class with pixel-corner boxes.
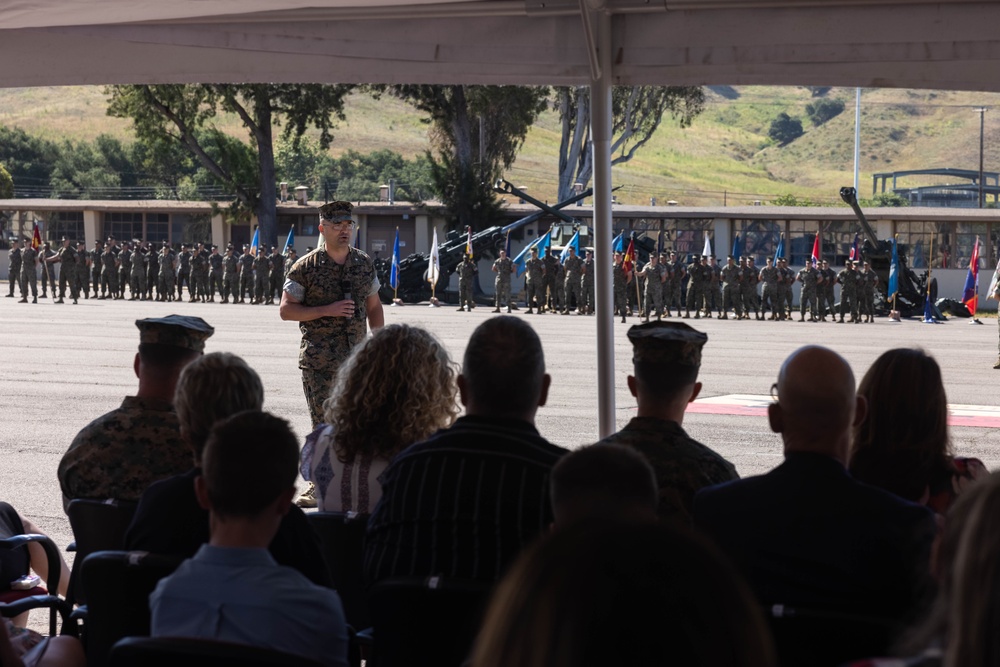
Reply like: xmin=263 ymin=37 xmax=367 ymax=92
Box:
xmin=31 ymin=222 xmax=41 ymax=250
xmin=623 ymin=238 xmax=636 ymax=274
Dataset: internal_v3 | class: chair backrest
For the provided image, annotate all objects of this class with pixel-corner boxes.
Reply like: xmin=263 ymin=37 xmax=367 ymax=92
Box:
xmin=66 ymin=499 xmax=138 ymax=605
xmin=0 ymin=534 xmax=73 ymax=636
xmin=305 ymin=511 xmax=371 ymax=629
xmin=81 ymin=550 xmax=183 ymax=667
xmin=766 ymin=604 xmax=901 ymax=667
xmin=367 ymin=576 xmax=494 ymax=667
xmin=109 ymin=636 xmax=324 ymax=667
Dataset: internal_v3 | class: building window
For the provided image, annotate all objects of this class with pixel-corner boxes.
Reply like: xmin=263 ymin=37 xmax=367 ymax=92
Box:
xmin=146 ymin=213 xmax=170 ymax=245
xmin=104 ymin=212 xmax=143 ymax=241
xmin=894 ymin=221 xmax=953 ymax=269
xmin=733 ymin=219 xmax=782 ymax=264
xmin=953 ymin=222 xmax=988 ymax=269
xmin=47 ymin=211 xmax=85 ymax=243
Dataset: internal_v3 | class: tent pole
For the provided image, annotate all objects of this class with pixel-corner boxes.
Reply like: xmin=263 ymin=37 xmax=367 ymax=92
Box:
xmin=591 ymin=9 xmax=615 ymax=438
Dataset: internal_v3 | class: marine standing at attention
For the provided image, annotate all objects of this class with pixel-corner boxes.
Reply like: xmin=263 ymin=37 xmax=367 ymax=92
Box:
xmin=491 ymin=249 xmax=514 ymax=313
xmin=280 ymin=200 xmax=384 ymax=506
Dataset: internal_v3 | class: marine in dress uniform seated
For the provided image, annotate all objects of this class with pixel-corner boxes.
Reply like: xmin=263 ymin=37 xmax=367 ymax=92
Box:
xmin=150 ymin=411 xmax=348 ymax=667
xmin=596 ymin=321 xmax=738 ymax=525
xmin=58 ymin=315 xmax=214 ymax=511
xmin=363 ymin=317 xmax=568 ymax=585
xmin=694 ymin=346 xmax=936 ymax=621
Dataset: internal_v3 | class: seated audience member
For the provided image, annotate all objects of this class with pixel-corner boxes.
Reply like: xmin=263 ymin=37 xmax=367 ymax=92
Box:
xmin=0 ymin=618 xmax=84 ymax=667
xmin=694 ymin=346 xmax=936 ymax=620
xmin=58 ymin=315 xmax=214 ymax=509
xmin=550 ymin=444 xmax=658 ymax=527
xmin=150 ymin=411 xmax=348 ymax=667
xmin=364 ymin=316 xmax=568 ymax=584
xmin=0 ymin=503 xmax=70 ymax=626
xmin=596 ymin=322 xmax=738 ymax=524
xmin=301 ymin=324 xmax=458 ymax=513
xmin=470 ymin=521 xmax=775 ymax=667
xmin=125 ymin=352 xmax=329 ymax=587
xmin=849 ymin=348 xmax=986 ymax=514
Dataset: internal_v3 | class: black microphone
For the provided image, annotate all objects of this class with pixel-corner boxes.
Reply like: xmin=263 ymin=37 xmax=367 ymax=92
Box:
xmin=341 ymin=279 xmax=352 ymax=303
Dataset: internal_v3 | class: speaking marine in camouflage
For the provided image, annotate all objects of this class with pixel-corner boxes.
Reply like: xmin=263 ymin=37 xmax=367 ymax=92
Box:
xmin=281 ymin=200 xmax=385 ymax=430
xmin=595 ymin=321 xmax=739 ymax=524
xmin=57 ymin=315 xmax=214 ymax=510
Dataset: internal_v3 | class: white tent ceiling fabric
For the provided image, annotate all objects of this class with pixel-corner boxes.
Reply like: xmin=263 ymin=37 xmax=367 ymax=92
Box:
xmin=0 ymin=1 xmax=999 ymax=90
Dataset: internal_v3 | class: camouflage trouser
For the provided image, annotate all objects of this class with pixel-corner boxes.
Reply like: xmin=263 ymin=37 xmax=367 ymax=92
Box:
xmin=8 ymin=270 xmax=18 ymax=295
xmin=158 ymin=273 xmax=175 ymax=299
xmin=554 ymin=280 xmax=565 ymax=311
xmin=495 ymin=279 xmax=510 ymax=308
xmin=839 ymin=291 xmax=858 ymax=320
xmin=74 ymin=266 xmax=87 ymax=297
xmin=210 ymin=271 xmax=223 ymax=299
xmin=301 ymin=367 xmax=337 ymax=430
xmin=800 ymin=286 xmax=818 ymax=317
xmin=708 ymin=284 xmax=722 ymax=313
xmin=784 ymin=286 xmax=793 ymax=314
xmin=59 ymin=269 xmax=79 ymax=300
xmin=223 ymin=275 xmax=237 ymax=301
xmin=40 ymin=265 xmax=51 ymax=294
xmin=20 ymin=270 xmax=37 ymax=299
xmin=614 ymin=283 xmax=627 ymax=318
xmin=686 ymin=284 xmax=703 ymax=313
xmin=583 ymin=278 xmax=595 ymax=313
xmin=195 ymin=271 xmax=210 ymax=299
xmin=741 ymin=285 xmax=759 ymax=315
xmin=564 ymin=275 xmax=582 ymax=311
xmin=101 ymin=271 xmax=118 ymax=297
xmin=92 ymin=268 xmax=101 ymax=295
xmin=240 ymin=274 xmax=252 ymax=301
xmin=254 ymin=274 xmax=269 ymax=303
xmin=724 ymin=284 xmax=742 ymax=316
xmin=669 ymin=283 xmax=683 ymax=314
xmin=643 ymin=285 xmax=663 ymax=317
xmin=824 ymin=288 xmax=836 ymax=317
xmin=458 ymin=279 xmax=474 ymax=309
xmin=526 ymin=280 xmax=543 ymax=311
xmin=543 ymin=277 xmax=556 ymax=310
xmin=761 ymin=284 xmax=778 ymax=316
xmin=176 ymin=270 xmax=190 ymax=299
xmin=269 ymin=272 xmax=281 ymax=302
xmin=130 ymin=271 xmax=145 ymax=298
xmin=861 ymin=289 xmax=875 ymax=317
xmin=119 ymin=269 xmax=128 ymax=297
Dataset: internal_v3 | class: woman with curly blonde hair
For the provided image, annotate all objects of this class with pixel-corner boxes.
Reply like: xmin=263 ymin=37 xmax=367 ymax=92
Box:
xmin=301 ymin=324 xmax=459 ymax=513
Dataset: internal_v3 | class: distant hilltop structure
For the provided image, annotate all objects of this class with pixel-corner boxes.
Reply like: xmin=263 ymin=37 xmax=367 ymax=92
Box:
xmin=873 ymin=168 xmax=1000 ymax=208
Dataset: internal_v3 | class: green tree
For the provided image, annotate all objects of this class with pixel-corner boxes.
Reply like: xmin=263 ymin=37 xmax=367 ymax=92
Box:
xmin=860 ymin=192 xmax=909 ymax=207
xmin=805 ymin=98 xmax=846 ymax=126
xmin=555 ymin=86 xmax=705 ymax=201
xmin=0 ymin=126 xmax=60 ymax=194
xmin=391 ymin=85 xmax=548 ymax=231
xmin=0 ymin=164 xmax=13 ymax=199
xmin=106 ymin=84 xmax=354 ymax=245
xmin=768 ymin=112 xmax=804 ymax=145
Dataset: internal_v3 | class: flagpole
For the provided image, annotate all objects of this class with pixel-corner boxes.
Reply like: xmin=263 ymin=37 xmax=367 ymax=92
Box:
xmin=924 ymin=232 xmax=935 ymax=322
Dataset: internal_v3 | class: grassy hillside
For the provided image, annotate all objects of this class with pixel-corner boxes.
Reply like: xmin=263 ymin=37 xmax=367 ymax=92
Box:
xmin=3 ymin=85 xmax=1000 ymax=206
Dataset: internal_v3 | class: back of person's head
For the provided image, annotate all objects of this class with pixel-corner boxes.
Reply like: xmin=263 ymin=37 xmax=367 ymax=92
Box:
xmin=174 ymin=352 xmax=265 ymax=462
xmin=201 ymin=411 xmax=298 ymax=519
xmin=137 ymin=344 xmax=200 ymax=374
xmin=849 ymin=348 xmax=951 ymax=502
xmin=323 ymin=324 xmax=458 ymax=462
xmin=470 ymin=521 xmax=775 ymax=667
xmin=770 ymin=345 xmax=859 ymax=459
xmin=945 ymin=472 xmax=1000 ymax=667
xmin=550 ymin=445 xmax=658 ymax=526
xmin=461 ymin=316 xmax=547 ymax=418
xmin=628 ymin=322 xmax=706 ymax=402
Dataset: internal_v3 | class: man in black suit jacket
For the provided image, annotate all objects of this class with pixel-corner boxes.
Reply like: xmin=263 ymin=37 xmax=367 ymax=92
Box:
xmin=694 ymin=345 xmax=935 ymax=620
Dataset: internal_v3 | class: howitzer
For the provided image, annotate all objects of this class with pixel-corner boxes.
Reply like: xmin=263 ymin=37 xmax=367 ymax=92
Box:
xmin=376 ymin=186 xmax=594 ymax=303
xmin=839 ymin=187 xmax=940 ymax=318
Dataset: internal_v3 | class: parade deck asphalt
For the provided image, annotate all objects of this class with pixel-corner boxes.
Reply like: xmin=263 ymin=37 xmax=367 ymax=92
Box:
xmin=2 ymin=294 xmax=999 ymax=629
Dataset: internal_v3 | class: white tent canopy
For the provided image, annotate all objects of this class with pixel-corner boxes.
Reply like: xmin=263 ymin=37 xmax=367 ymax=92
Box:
xmin=4 ymin=0 xmax=999 ymax=435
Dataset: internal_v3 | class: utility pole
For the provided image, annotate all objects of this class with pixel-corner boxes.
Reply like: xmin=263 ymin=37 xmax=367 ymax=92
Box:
xmin=978 ymin=107 xmax=987 ymax=208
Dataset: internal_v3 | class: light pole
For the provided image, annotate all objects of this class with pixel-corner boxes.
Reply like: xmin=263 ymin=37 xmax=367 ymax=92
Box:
xmin=977 ymin=107 xmax=987 ymax=208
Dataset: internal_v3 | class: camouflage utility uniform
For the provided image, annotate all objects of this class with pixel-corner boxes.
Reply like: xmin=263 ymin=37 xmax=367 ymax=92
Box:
xmin=101 ymin=247 xmax=119 ymax=299
xmin=19 ymin=245 xmax=37 ymax=302
xmin=222 ymin=251 xmax=239 ymax=303
xmin=253 ymin=252 xmax=271 ymax=305
xmin=685 ymin=258 xmax=704 ymax=318
xmin=797 ymin=265 xmax=821 ymax=321
xmin=613 ymin=258 xmax=629 ymax=321
xmin=639 ymin=259 xmax=665 ymax=320
xmin=129 ymin=249 xmax=146 ymax=300
xmin=209 ymin=251 xmax=224 ymax=301
xmin=563 ymin=253 xmax=584 ymax=313
xmin=238 ymin=251 xmax=254 ymax=303
xmin=758 ymin=263 xmax=779 ymax=319
xmin=581 ymin=254 xmax=595 ymax=314
xmin=524 ymin=255 xmax=545 ymax=313
xmin=157 ymin=248 xmax=176 ymax=301
xmin=597 ymin=417 xmax=739 ymax=525
xmin=56 ymin=243 xmax=79 ymax=303
xmin=284 ymin=246 xmax=379 ymax=427
xmin=176 ymin=248 xmax=192 ymax=300
xmin=721 ymin=262 xmax=742 ymax=319
xmin=6 ymin=246 xmax=21 ymax=297
xmin=57 ymin=396 xmax=192 ymax=507
xmin=542 ymin=252 xmax=559 ymax=311
xmin=456 ymin=256 xmax=477 ymax=311
xmin=837 ymin=265 xmax=860 ymax=322
xmin=492 ymin=256 xmax=513 ymax=312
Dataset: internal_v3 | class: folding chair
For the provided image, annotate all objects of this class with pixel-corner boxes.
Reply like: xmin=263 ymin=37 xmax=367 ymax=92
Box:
xmin=366 ymin=576 xmax=493 ymax=667
xmin=766 ymin=604 xmax=901 ymax=667
xmin=79 ymin=550 xmax=183 ymax=667
xmin=0 ymin=534 xmax=74 ymax=636
xmin=109 ymin=636 xmax=324 ymax=667
xmin=305 ymin=511 xmax=370 ymax=629
xmin=65 ymin=499 xmax=138 ymax=605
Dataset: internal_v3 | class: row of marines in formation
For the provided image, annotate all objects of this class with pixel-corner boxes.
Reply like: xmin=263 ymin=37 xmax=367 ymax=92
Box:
xmin=5 ymin=236 xmax=300 ymax=305
xmin=613 ymin=252 xmax=880 ymax=324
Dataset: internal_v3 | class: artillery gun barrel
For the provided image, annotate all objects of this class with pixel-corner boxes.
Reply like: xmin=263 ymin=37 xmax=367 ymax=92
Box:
xmin=839 ymin=187 xmax=880 ymax=248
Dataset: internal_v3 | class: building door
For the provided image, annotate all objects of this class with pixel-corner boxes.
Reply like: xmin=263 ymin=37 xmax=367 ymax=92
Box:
xmin=366 ymin=216 xmax=415 ymax=262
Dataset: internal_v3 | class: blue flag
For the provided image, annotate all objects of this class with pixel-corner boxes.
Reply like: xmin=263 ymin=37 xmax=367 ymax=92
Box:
xmin=613 ymin=231 xmax=624 ymax=253
xmin=773 ymin=235 xmax=784 ymax=262
xmin=389 ymin=228 xmax=400 ymax=290
xmin=732 ymin=233 xmax=741 ymax=259
xmin=249 ymin=227 xmax=259 ymax=257
xmin=513 ymin=229 xmax=551 ymax=277
xmin=559 ymin=230 xmax=580 ymax=264
xmin=505 ymin=230 xmax=511 ymax=257
xmin=282 ymin=227 xmax=294 ymax=255
xmin=887 ymin=237 xmax=899 ymax=302
xmin=923 ymin=293 xmax=934 ymax=322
